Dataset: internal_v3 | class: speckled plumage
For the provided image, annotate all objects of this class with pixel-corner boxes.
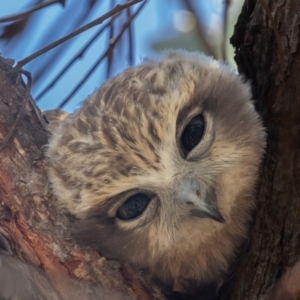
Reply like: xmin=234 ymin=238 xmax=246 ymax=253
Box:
xmin=46 ymin=51 xmax=265 ymax=296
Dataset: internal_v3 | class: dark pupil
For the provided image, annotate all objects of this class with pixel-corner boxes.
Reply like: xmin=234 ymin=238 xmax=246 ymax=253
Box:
xmin=181 ymin=114 xmax=205 ymax=152
xmin=117 ymin=193 xmax=150 ymax=220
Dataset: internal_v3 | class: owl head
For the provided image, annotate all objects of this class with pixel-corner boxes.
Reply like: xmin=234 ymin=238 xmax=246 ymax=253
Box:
xmin=46 ymin=51 xmax=265 ymax=289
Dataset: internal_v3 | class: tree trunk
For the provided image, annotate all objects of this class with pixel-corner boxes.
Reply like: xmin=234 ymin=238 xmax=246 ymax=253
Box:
xmin=223 ymin=0 xmax=300 ymax=299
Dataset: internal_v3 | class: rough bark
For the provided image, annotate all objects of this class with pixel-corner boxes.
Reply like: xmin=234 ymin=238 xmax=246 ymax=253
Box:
xmin=223 ymin=0 xmax=300 ymax=299
xmin=0 ymin=57 xmax=167 ymax=300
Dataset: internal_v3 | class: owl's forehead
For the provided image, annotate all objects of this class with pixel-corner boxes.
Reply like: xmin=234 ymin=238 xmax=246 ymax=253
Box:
xmin=78 ymin=53 xmax=225 ymax=142
xmin=82 ymin=51 xmax=228 ymax=118
xmin=76 ymin=56 xmax=210 ymax=172
xmin=95 ymin=57 xmax=202 ymax=118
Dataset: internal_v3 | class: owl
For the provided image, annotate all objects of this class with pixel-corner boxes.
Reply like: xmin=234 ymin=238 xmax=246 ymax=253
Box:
xmin=46 ymin=51 xmax=265 ymax=298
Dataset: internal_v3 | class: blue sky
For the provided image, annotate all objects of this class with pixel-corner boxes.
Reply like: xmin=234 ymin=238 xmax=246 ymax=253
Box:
xmin=0 ymin=0 xmax=229 ymax=112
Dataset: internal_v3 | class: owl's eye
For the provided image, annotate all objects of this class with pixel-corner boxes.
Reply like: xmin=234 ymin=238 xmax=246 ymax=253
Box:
xmin=181 ymin=114 xmax=205 ymax=152
xmin=117 ymin=193 xmax=151 ymax=220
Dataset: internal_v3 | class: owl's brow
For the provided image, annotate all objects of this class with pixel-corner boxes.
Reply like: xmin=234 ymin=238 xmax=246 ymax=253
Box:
xmin=86 ymin=189 xmax=141 ymax=219
xmin=176 ymin=99 xmax=203 ymax=129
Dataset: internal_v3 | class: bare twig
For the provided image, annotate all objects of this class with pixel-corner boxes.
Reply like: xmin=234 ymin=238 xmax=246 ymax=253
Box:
xmin=181 ymin=0 xmax=218 ymax=59
xmin=13 ymin=0 xmax=144 ymax=72
xmin=221 ymin=0 xmax=230 ymax=61
xmin=35 ymin=20 xmax=114 ymax=102
xmin=0 ymin=0 xmax=65 ymax=23
xmin=107 ymin=0 xmax=116 ymax=79
xmin=127 ymin=7 xmax=134 ymax=65
xmin=58 ymin=0 xmax=147 ymax=108
xmin=0 ymin=70 xmax=32 ymax=152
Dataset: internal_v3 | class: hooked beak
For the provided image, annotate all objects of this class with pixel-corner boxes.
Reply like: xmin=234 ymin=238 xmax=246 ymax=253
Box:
xmin=174 ymin=177 xmax=225 ymax=223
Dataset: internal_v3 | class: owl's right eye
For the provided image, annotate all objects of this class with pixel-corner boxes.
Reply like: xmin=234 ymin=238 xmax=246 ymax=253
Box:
xmin=117 ymin=193 xmax=151 ymax=220
xmin=180 ymin=114 xmax=205 ymax=153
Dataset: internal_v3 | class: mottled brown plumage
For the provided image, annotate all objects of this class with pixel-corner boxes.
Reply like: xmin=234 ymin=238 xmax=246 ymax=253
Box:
xmin=46 ymin=51 xmax=265 ymax=298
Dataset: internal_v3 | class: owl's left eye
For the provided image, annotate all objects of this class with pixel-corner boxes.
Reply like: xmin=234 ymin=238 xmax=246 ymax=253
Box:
xmin=117 ymin=193 xmax=150 ymax=220
xmin=180 ymin=114 xmax=205 ymax=153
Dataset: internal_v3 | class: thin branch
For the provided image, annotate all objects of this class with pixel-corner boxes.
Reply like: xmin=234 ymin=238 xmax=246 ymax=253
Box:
xmin=0 ymin=70 xmax=32 ymax=152
xmin=127 ymin=7 xmax=134 ymax=65
xmin=58 ymin=0 xmax=147 ymax=108
xmin=182 ymin=0 xmax=218 ymax=59
xmin=107 ymin=0 xmax=116 ymax=79
xmin=0 ymin=0 xmax=65 ymax=23
xmin=35 ymin=20 xmax=114 ymax=102
xmin=221 ymin=0 xmax=230 ymax=61
xmin=13 ymin=0 xmax=144 ymax=72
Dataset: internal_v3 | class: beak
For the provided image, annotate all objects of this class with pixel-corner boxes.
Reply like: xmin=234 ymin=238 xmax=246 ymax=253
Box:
xmin=174 ymin=177 xmax=225 ymax=223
